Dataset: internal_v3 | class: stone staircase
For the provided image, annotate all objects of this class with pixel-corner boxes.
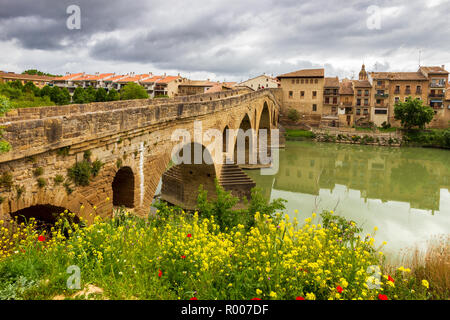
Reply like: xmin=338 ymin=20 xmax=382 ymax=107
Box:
xmin=219 ymin=160 xmax=256 ymax=199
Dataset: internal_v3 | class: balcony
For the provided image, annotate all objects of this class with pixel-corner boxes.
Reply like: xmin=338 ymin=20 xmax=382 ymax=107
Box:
xmin=375 ymin=84 xmax=385 ymax=89
xmin=429 ymin=93 xmax=444 ymax=98
xmin=375 ymin=93 xmax=389 ymax=98
xmin=430 ymin=82 xmax=446 ymax=88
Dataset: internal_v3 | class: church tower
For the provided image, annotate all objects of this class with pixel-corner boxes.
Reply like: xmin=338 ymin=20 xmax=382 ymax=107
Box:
xmin=359 ymin=64 xmax=368 ymax=80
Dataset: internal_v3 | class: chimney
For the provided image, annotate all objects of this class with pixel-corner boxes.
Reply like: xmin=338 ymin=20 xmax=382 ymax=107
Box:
xmin=442 ymin=65 xmax=445 ymax=70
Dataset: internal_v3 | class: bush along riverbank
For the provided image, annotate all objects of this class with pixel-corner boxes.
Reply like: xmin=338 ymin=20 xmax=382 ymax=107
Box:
xmin=313 ymin=131 xmax=402 ymax=147
xmin=0 ymin=183 xmax=444 ymax=300
xmin=402 ymin=129 xmax=450 ymax=149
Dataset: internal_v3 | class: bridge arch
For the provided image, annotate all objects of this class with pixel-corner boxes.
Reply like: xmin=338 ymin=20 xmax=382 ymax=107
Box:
xmin=161 ymin=142 xmax=217 ymax=210
xmin=233 ymin=113 xmax=257 ymax=165
xmin=112 ymin=166 xmax=135 ymax=208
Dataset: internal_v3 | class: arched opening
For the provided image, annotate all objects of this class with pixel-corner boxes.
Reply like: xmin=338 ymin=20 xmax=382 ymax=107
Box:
xmin=11 ymin=204 xmax=77 ymax=230
xmin=258 ymin=103 xmax=271 ymax=164
xmin=222 ymin=125 xmax=230 ymax=155
xmin=161 ymin=142 xmax=217 ymax=210
xmin=112 ymin=166 xmax=135 ymax=208
xmin=234 ymin=113 xmax=255 ymax=165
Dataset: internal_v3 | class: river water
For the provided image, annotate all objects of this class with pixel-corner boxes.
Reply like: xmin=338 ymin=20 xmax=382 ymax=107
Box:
xmin=245 ymin=141 xmax=450 ymax=260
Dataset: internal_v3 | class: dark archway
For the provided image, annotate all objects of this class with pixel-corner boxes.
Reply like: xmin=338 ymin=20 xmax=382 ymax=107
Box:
xmin=161 ymin=142 xmax=217 ymax=210
xmin=222 ymin=125 xmax=230 ymax=154
xmin=234 ymin=113 xmax=255 ymax=165
xmin=11 ymin=204 xmax=76 ymax=230
xmin=112 ymin=166 xmax=135 ymax=208
xmin=258 ymin=103 xmax=271 ymax=163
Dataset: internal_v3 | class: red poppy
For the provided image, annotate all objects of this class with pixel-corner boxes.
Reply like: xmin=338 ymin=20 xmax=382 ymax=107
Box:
xmin=251 ymin=298 xmax=262 ymax=300
xmin=296 ymin=296 xmax=305 ymax=300
xmin=158 ymin=269 xmax=162 ymax=278
xmin=378 ymin=294 xmax=388 ymax=300
xmin=388 ymin=275 xmax=395 ymax=283
xmin=187 ymin=234 xmax=192 ymax=238
xmin=336 ymin=286 xmax=343 ymax=293
xmin=190 ymin=297 xmax=198 ymax=300
xmin=38 ymin=235 xmax=45 ymax=242
xmin=181 ymin=255 xmax=186 ymax=259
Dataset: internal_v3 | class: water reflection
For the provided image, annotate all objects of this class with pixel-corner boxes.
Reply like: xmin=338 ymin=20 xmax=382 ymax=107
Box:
xmin=245 ymin=141 xmax=450 ymax=257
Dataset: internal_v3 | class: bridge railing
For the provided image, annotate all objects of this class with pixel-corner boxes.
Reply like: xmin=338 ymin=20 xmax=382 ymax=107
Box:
xmin=0 ymin=88 xmax=281 ymax=163
xmin=1 ymin=88 xmax=280 ymax=122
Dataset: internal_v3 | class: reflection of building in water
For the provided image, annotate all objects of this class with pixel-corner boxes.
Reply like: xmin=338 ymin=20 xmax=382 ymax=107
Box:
xmin=271 ymin=142 xmax=449 ymax=212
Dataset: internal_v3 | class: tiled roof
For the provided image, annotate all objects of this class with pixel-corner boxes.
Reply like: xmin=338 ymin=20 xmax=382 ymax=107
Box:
xmin=339 ymin=80 xmax=354 ymax=95
xmin=116 ymin=74 xmax=152 ymax=83
xmin=57 ymin=73 xmax=85 ymax=81
xmin=352 ymin=80 xmax=372 ymax=88
xmin=78 ymin=73 xmax=115 ymax=81
xmin=156 ymin=76 xmax=181 ymax=84
xmin=324 ymin=77 xmax=339 ymax=87
xmin=140 ymin=76 xmax=163 ymax=83
xmin=371 ymin=72 xmax=427 ymax=81
xmin=277 ymin=68 xmax=324 ymax=78
xmin=104 ymin=75 xmax=127 ymax=82
xmin=0 ymin=71 xmax=58 ymax=81
xmin=178 ymin=80 xmax=216 ymax=87
xmin=419 ymin=66 xmax=449 ymax=75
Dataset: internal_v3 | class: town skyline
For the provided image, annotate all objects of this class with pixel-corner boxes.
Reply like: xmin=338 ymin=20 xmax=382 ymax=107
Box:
xmin=1 ymin=0 xmax=449 ymax=82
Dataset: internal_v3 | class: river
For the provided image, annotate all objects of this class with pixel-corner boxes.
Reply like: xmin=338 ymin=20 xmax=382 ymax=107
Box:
xmin=245 ymin=140 xmax=450 ymax=260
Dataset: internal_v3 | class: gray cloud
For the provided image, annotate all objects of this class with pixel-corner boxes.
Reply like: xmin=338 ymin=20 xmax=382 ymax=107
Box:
xmin=0 ymin=0 xmax=449 ymax=80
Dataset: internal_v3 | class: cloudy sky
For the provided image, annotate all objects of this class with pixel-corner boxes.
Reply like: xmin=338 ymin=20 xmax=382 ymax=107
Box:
xmin=0 ymin=0 xmax=449 ymax=82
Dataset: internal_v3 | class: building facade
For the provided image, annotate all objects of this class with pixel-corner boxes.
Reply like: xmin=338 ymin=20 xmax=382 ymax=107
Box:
xmin=238 ymin=74 xmax=279 ymax=91
xmin=0 ymin=71 xmax=56 ymax=88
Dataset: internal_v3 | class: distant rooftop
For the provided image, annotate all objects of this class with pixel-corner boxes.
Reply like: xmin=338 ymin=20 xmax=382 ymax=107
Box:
xmin=277 ymin=68 xmax=325 ymax=78
xmin=370 ymin=72 xmax=427 ymax=81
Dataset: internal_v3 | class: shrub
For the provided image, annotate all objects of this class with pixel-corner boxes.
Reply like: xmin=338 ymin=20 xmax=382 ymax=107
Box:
xmin=0 ymin=172 xmax=13 ymax=190
xmin=36 ymin=178 xmax=46 ymax=189
xmin=16 ymin=185 xmax=25 ymax=199
xmin=287 ymin=109 xmax=300 ymax=122
xmin=53 ymin=175 xmax=64 ymax=185
xmin=68 ymin=161 xmax=93 ymax=186
xmin=33 ymin=167 xmax=44 ymax=177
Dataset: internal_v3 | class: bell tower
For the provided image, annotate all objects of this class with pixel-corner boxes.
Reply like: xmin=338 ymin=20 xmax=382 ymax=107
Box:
xmin=359 ymin=64 xmax=368 ymax=80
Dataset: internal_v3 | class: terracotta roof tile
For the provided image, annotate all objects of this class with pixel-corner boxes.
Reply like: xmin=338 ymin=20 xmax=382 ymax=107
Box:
xmin=371 ymin=72 xmax=427 ymax=81
xmin=140 ymin=76 xmax=163 ymax=83
xmin=339 ymin=80 xmax=354 ymax=95
xmin=156 ymin=76 xmax=181 ymax=84
xmin=419 ymin=66 xmax=449 ymax=75
xmin=352 ymin=80 xmax=372 ymax=88
xmin=277 ymin=68 xmax=324 ymax=78
xmin=324 ymin=77 xmax=339 ymax=87
xmin=55 ymin=73 xmax=84 ymax=81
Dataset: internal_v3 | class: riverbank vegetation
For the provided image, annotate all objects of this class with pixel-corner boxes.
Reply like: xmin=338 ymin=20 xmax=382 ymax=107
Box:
xmin=0 ymin=184 xmax=443 ymax=300
xmin=402 ymin=129 xmax=450 ymax=149
xmin=285 ymin=129 xmax=316 ymax=140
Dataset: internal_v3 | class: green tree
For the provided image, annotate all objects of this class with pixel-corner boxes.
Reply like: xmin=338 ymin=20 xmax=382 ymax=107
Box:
xmin=106 ymin=88 xmax=120 ymax=101
xmin=50 ymin=87 xmax=71 ymax=105
xmin=40 ymin=85 xmax=52 ymax=98
xmin=73 ymin=87 xmax=88 ymax=104
xmin=23 ymin=81 xmax=40 ymax=96
xmin=9 ymin=80 xmax=23 ymax=91
xmin=95 ymin=87 xmax=107 ymax=102
xmin=120 ymin=82 xmax=148 ymax=100
xmin=85 ymin=87 xmax=97 ymax=103
xmin=394 ymin=97 xmax=434 ymax=130
xmin=0 ymin=95 xmax=13 ymax=115
xmin=22 ymin=69 xmax=59 ymax=77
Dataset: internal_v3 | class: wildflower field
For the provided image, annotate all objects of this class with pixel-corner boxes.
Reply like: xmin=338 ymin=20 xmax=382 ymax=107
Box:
xmin=0 ymin=186 xmax=446 ymax=300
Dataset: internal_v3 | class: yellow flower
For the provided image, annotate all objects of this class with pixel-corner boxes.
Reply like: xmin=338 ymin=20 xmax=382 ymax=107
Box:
xmin=305 ymin=293 xmax=316 ymax=300
xmin=422 ymin=280 xmax=429 ymax=289
xmin=269 ymin=291 xmax=277 ymax=298
xmin=256 ymin=289 xmax=262 ymax=295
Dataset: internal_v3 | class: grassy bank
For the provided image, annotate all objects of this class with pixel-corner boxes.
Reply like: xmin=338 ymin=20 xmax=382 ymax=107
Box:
xmin=0 ymin=185 xmax=442 ymax=300
xmin=402 ymin=129 xmax=450 ymax=149
xmin=285 ymin=129 xmax=316 ymax=141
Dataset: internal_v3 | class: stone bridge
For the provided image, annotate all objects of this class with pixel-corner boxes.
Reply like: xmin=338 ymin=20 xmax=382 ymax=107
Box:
xmin=0 ymin=88 xmax=282 ymax=223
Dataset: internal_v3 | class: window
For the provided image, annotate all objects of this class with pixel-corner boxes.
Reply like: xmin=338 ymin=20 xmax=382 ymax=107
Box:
xmin=300 ymin=91 xmax=305 ymax=98
xmin=292 ymin=80 xmax=295 ymax=84
xmin=377 ymin=80 xmax=383 ymax=86
xmin=375 ymin=109 xmax=388 ymax=115
xmin=301 ymin=79 xmax=304 ymax=84
xmin=333 ymin=97 xmax=338 ymax=104
xmin=364 ymin=99 xmax=369 ymax=105
xmin=296 ymin=79 xmax=299 ymax=84
xmin=395 ymin=97 xmax=400 ymax=103
xmin=289 ymin=91 xmax=293 ymax=99
xmin=363 ymin=109 xmax=369 ymax=115
xmin=310 ymin=79 xmax=314 ymax=84
xmin=325 ymin=97 xmax=330 ymax=104
xmin=312 ymin=91 xmax=317 ymax=98
xmin=315 ymin=79 xmax=318 ymax=84
xmin=365 ymin=90 xmax=369 ymax=96
xmin=416 ymin=85 xmax=421 ymax=93
xmin=332 ymin=106 xmax=337 ymax=112
xmin=356 ymin=109 xmax=361 ymax=115
xmin=357 ymin=99 xmax=361 ymax=106
xmin=395 ymin=86 xmax=400 ymax=93
xmin=312 ymin=104 xmax=317 ymax=112
xmin=357 ymin=90 xmax=362 ymax=96
xmin=376 ymin=99 xmax=382 ymax=104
